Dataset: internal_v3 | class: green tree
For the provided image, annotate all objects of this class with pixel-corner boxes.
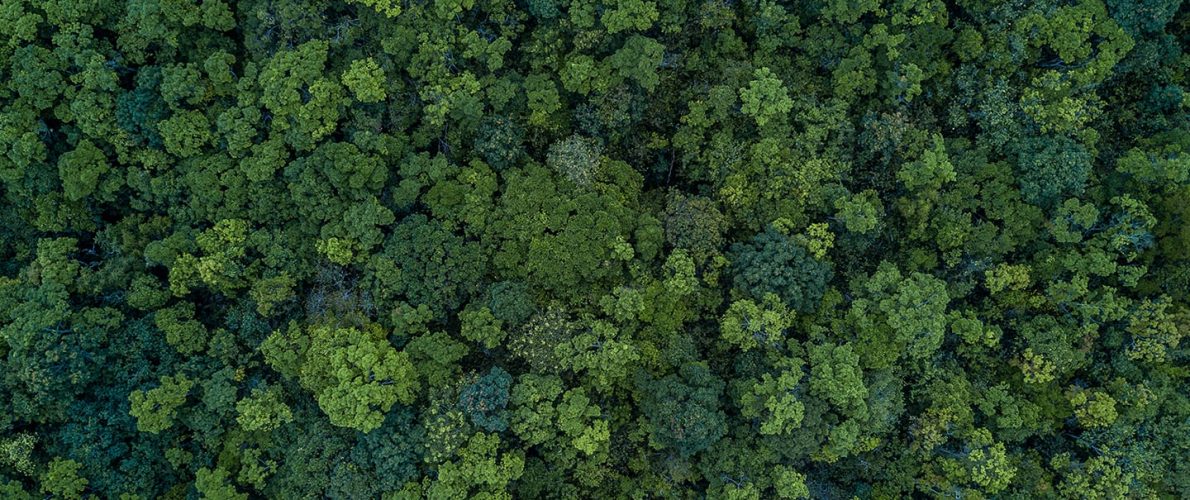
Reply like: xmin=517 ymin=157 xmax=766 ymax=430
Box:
xmin=157 ymin=109 xmax=212 ymax=158
xmin=342 ymin=58 xmax=387 ymax=103
xmin=664 ymin=191 xmax=728 ymax=261
xmin=40 ymin=458 xmax=87 ymax=500
xmin=807 ymin=343 xmax=868 ymax=419
xmin=772 ymin=466 xmax=809 ymax=499
xmin=555 ymin=320 xmax=640 ymax=391
xmin=602 ymin=0 xmax=658 ymax=33
xmin=730 ymin=228 xmax=833 ymax=313
xmin=236 ymin=385 xmax=294 ymax=432
xmin=195 ymin=467 xmax=248 ymax=500
xmin=738 ymin=357 xmax=805 ymax=435
xmin=638 ymin=363 xmax=726 ymax=457
xmin=509 ymin=374 xmax=565 ymax=447
xmin=423 ymin=433 xmax=525 ymax=498
xmin=1067 ymin=387 xmax=1118 ymax=429
xmin=720 ymin=293 xmax=794 ymax=351
xmin=257 ymin=40 xmax=345 ymax=150
xmin=56 ymin=139 xmax=109 ymax=201
xmin=375 ymin=215 xmax=484 ymax=320
xmin=547 ymin=135 xmax=603 ymax=188
xmin=556 ymin=388 xmax=609 ymax=456
xmin=347 ymin=0 xmax=402 ymax=16
xmin=262 ymin=323 xmax=417 ymax=432
xmin=897 ymin=135 xmax=955 ymax=193
xmin=128 ymin=374 xmax=193 ymax=434
xmin=0 ymin=433 xmax=36 ymax=476
xmin=607 ymin=36 xmax=665 ymax=92
xmin=739 ymin=67 xmax=793 ymax=128
xmin=460 ymin=306 xmax=506 ymax=349
xmin=847 ymin=262 xmax=951 ymax=368
xmin=458 ymin=367 xmax=513 ymax=432
xmin=1016 ymin=135 xmax=1092 ymax=208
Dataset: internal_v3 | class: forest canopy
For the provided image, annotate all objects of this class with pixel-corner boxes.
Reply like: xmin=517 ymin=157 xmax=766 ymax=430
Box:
xmin=0 ymin=0 xmax=1188 ymax=498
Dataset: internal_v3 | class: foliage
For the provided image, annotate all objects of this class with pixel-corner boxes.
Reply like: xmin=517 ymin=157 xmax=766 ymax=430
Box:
xmin=0 ymin=0 xmax=1186 ymax=497
xmin=638 ymin=363 xmax=727 ymax=457
xmin=261 ymin=323 xmax=417 ymax=432
xmin=128 ymin=374 xmax=193 ymax=434
xmin=458 ymin=367 xmax=513 ymax=432
xmin=730 ymin=228 xmax=833 ymax=313
xmin=40 ymin=458 xmax=87 ymax=500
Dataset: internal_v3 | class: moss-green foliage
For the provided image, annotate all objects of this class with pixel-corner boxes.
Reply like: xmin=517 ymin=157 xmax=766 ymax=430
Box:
xmin=0 ymin=0 xmax=1186 ymax=498
xmin=261 ymin=322 xmax=417 ymax=432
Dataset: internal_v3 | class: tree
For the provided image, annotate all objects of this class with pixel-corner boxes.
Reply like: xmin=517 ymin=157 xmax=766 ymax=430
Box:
xmin=847 ymin=262 xmax=951 ymax=368
xmin=195 ymin=467 xmax=248 ymax=500
xmin=236 ymin=385 xmax=294 ymax=432
xmin=897 ymin=135 xmax=955 ymax=193
xmin=607 ymin=36 xmax=665 ymax=92
xmin=376 ymin=215 xmax=485 ymax=320
xmin=739 ymin=67 xmax=793 ymax=128
xmin=663 ymin=251 xmax=698 ymax=297
xmin=486 ymin=164 xmax=638 ymax=299
xmin=257 ymin=40 xmax=344 ymax=150
xmin=555 ymin=388 xmax=609 ymax=456
xmin=484 ymin=281 xmax=536 ymax=327
xmin=458 ymin=367 xmax=513 ymax=432
xmin=56 ymin=139 xmax=109 ymax=201
xmin=602 ymin=0 xmax=658 ymax=33
xmin=638 ymin=363 xmax=727 ymax=458
xmin=423 ymin=433 xmax=525 ymax=498
xmin=1054 ymin=454 xmax=1134 ymax=499
xmin=261 ymin=323 xmax=417 ymax=432
xmin=834 ymin=190 xmax=883 ymax=234
xmin=347 ymin=0 xmax=402 ymax=17
xmin=342 ymin=58 xmax=387 ymax=103
xmin=1123 ymin=297 xmax=1183 ymax=364
xmin=128 ymin=374 xmax=193 ymax=434
xmin=1067 ymin=387 xmax=1118 ymax=429
xmin=460 ymin=306 xmax=506 ymax=349
xmin=664 ymin=191 xmax=728 ymax=261
xmin=509 ymin=374 xmax=565 ymax=447
xmin=154 ymin=302 xmax=210 ymax=354
xmin=250 ymin=273 xmax=296 ymax=316
xmin=738 ymin=357 xmax=805 ymax=435
xmin=1015 ymin=135 xmax=1093 ymax=208
xmin=473 ymin=116 xmax=525 ymax=171
xmin=957 ymin=430 xmax=1017 ymax=494
xmin=0 ymin=433 xmax=36 ymax=476
xmin=772 ymin=466 xmax=809 ymax=499
xmin=730 ymin=228 xmax=833 ymax=313
xmin=807 ymin=343 xmax=868 ymax=419
xmin=525 ymin=74 xmax=562 ymax=128
xmin=547 ymin=135 xmax=603 ymax=188
xmin=157 ymin=109 xmax=212 ymax=158
xmin=168 ymin=219 xmax=251 ymax=297
xmin=40 ymin=458 xmax=87 ymax=500
xmin=720 ymin=293 xmax=794 ymax=351
xmin=0 ymin=480 xmax=32 ymax=500
xmin=555 ymin=320 xmax=640 ymax=391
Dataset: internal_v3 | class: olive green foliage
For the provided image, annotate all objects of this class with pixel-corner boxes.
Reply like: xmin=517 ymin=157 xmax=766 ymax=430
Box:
xmin=261 ymin=323 xmax=417 ymax=432
xmin=0 ymin=0 xmax=1186 ymax=498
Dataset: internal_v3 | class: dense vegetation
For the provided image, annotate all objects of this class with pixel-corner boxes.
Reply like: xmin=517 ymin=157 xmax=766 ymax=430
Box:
xmin=0 ymin=0 xmax=1187 ymax=498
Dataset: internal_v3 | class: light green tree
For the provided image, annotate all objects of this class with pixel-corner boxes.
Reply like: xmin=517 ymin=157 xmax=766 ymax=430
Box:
xmin=739 ymin=67 xmax=793 ymax=127
xmin=129 ymin=374 xmax=193 ymax=434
